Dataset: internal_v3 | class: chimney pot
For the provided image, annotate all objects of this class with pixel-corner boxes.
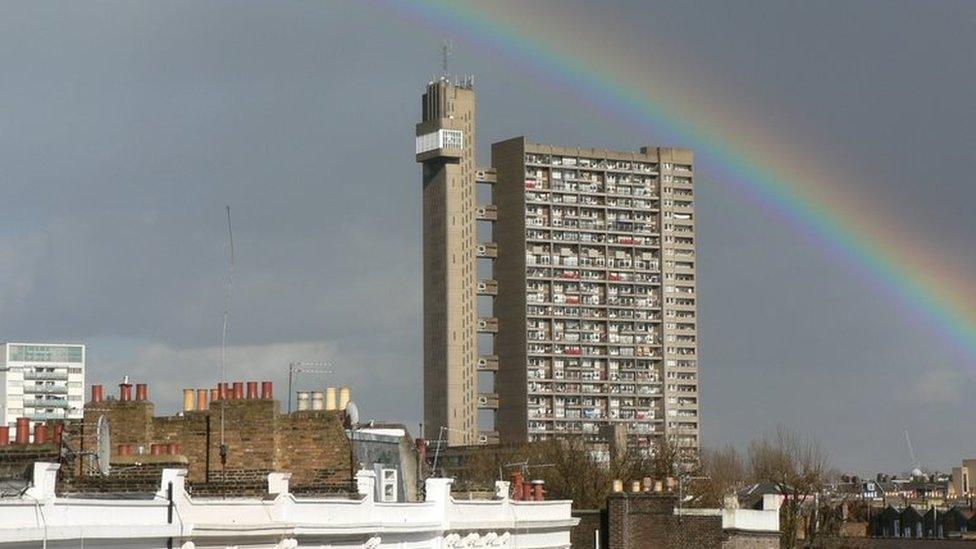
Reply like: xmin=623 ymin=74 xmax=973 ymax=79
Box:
xmin=15 ymin=418 xmax=31 ymax=444
xmin=135 ymin=383 xmax=148 ymax=402
xmin=91 ymin=384 xmax=104 ymax=403
xmin=119 ymin=380 xmax=133 ymax=402
xmin=246 ymin=381 xmax=258 ymax=399
xmin=232 ymin=381 xmax=244 ymax=400
xmin=260 ymin=381 xmax=273 ymax=400
xmin=0 ymin=426 xmax=9 ymax=445
xmin=33 ymin=424 xmax=49 ymax=445
xmin=182 ymin=389 xmax=195 ymax=412
xmin=197 ymin=389 xmax=209 ymax=411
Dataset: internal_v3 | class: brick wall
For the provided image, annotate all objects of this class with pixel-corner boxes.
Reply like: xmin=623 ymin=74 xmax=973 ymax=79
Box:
xmin=570 ymin=509 xmax=606 ymax=549
xmin=74 ymin=396 xmax=352 ymax=493
xmin=607 ymin=493 xmax=724 ymax=549
xmin=722 ymin=530 xmax=779 ymax=549
xmin=0 ymin=445 xmax=59 ymax=481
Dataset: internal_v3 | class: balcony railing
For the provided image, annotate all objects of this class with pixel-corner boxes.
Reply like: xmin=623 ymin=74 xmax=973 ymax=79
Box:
xmin=23 ymin=371 xmax=69 ymax=381
xmin=23 ymin=385 xmax=68 ymax=394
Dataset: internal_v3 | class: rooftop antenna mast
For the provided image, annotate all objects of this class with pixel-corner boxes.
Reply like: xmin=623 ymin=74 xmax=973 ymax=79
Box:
xmin=220 ymin=205 xmax=234 ymax=460
xmin=905 ymin=429 xmax=920 ymax=473
xmin=441 ymin=38 xmax=452 ymax=79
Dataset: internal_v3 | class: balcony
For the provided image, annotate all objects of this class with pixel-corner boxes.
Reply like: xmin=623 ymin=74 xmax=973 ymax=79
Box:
xmin=477 ymin=355 xmax=499 ymax=371
xmin=23 ymin=384 xmax=67 ymax=394
xmin=476 ymin=205 xmax=498 ymax=221
xmin=477 ymin=317 xmax=499 ymax=334
xmin=28 ymin=397 xmax=69 ymax=408
xmin=477 ymin=393 xmax=499 ymax=409
xmin=476 ymin=242 xmax=498 ymax=259
xmin=477 ymin=279 xmax=498 ymax=296
xmin=23 ymin=371 xmax=69 ymax=381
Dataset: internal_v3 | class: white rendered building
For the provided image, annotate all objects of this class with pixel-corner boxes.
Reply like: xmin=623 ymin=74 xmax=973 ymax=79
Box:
xmin=0 ymin=463 xmax=577 ymax=548
xmin=0 ymin=343 xmax=86 ymax=429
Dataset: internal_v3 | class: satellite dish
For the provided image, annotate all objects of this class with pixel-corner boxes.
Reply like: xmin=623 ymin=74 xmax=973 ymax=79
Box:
xmin=96 ymin=415 xmax=111 ymax=475
xmin=345 ymin=401 xmax=359 ymax=426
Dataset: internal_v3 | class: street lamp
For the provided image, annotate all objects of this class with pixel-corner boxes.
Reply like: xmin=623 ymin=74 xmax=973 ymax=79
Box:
xmin=287 ymin=361 xmax=333 ymax=413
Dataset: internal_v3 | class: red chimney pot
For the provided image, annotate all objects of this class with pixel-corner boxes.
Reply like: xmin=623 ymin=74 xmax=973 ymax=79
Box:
xmin=33 ymin=424 xmax=49 ymax=445
xmin=135 ymin=383 xmax=148 ymax=402
xmin=246 ymin=381 xmax=258 ymax=399
xmin=15 ymin=418 xmax=30 ymax=444
xmin=91 ymin=384 xmax=104 ymax=403
xmin=119 ymin=381 xmax=133 ymax=402
xmin=261 ymin=381 xmax=273 ymax=400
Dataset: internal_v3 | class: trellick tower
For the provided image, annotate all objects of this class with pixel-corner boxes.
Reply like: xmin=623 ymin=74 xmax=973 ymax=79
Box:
xmin=415 ymin=77 xmax=480 ymax=445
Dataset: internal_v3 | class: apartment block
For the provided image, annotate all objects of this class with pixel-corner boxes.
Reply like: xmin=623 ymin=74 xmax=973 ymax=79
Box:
xmin=0 ymin=343 xmax=86 ymax=429
xmin=492 ymin=139 xmax=699 ymax=450
xmin=418 ymin=79 xmax=699 ymax=451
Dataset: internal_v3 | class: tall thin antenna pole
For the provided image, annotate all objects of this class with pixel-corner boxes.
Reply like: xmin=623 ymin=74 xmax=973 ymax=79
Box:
xmin=441 ymin=38 xmax=452 ymax=78
xmin=220 ymin=206 xmax=234 ymax=449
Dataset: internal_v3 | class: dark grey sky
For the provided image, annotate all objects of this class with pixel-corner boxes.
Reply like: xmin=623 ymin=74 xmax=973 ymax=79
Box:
xmin=1 ymin=1 xmax=973 ymax=473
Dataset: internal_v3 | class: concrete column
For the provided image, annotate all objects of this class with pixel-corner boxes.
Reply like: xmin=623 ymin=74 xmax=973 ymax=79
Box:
xmin=494 ymin=480 xmax=510 ymax=500
xmin=27 ymin=462 xmax=60 ymax=500
xmin=356 ymin=468 xmax=377 ymax=501
xmin=268 ymin=472 xmax=292 ymax=496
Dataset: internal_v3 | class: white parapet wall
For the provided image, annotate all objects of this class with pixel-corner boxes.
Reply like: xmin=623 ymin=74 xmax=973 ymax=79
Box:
xmin=0 ymin=464 xmax=576 ymax=549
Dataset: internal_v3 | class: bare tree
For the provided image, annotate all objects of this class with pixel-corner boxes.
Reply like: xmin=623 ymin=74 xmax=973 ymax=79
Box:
xmin=748 ymin=426 xmax=830 ymax=549
xmin=695 ymin=444 xmax=746 ymax=508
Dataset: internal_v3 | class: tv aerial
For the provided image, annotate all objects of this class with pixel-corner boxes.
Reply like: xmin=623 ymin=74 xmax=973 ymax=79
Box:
xmin=96 ymin=415 xmax=111 ymax=475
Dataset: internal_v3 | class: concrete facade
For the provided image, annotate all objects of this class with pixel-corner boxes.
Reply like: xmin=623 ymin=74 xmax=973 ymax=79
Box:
xmin=417 ymin=80 xmax=700 ymax=452
xmin=492 ymin=139 xmax=699 ymax=450
xmin=417 ymin=78 xmax=481 ymax=445
xmin=0 ymin=342 xmax=85 ymax=431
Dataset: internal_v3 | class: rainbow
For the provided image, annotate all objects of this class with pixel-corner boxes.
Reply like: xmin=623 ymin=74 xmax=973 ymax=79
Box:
xmin=373 ymin=0 xmax=976 ymax=360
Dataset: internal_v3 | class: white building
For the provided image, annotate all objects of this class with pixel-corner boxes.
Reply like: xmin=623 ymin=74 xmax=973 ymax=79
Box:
xmin=0 ymin=463 xmax=577 ymax=548
xmin=0 ymin=343 xmax=86 ymax=429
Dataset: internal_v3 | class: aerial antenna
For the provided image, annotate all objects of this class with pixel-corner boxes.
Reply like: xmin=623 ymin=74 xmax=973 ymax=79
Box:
xmin=904 ymin=429 xmax=920 ymax=473
xmin=441 ymin=38 xmax=453 ymax=78
xmin=220 ymin=206 xmax=235 ymax=454
xmin=96 ymin=415 xmax=111 ymax=475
